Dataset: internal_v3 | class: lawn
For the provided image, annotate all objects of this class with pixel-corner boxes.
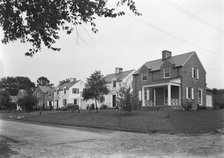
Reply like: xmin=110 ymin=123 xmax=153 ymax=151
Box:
xmin=1 ymin=109 xmax=224 ymax=134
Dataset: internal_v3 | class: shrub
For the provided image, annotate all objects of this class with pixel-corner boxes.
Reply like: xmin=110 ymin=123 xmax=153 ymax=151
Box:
xmin=182 ymin=99 xmax=193 ymax=111
xmin=100 ymin=104 xmax=108 ymax=110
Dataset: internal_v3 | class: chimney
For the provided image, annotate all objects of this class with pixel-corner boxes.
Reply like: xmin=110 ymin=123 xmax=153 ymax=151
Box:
xmin=69 ymin=78 xmax=76 ymax=82
xmin=162 ymin=50 xmax=172 ymax=60
xmin=115 ymin=67 xmax=123 ymax=73
xmin=49 ymin=83 xmax=54 ymax=88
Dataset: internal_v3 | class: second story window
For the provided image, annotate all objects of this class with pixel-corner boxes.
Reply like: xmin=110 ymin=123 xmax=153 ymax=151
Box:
xmin=164 ymin=68 xmax=171 ymax=78
xmin=192 ymin=68 xmax=199 ymax=79
xmin=113 ymin=81 xmax=116 ymax=88
xmin=64 ymin=89 xmax=66 ymax=94
xmin=72 ymin=88 xmax=79 ymax=94
xmin=142 ymin=73 xmax=147 ymax=81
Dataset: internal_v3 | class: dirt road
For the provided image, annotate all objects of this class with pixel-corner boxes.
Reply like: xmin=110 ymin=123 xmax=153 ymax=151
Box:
xmin=0 ymin=119 xmax=223 ymax=158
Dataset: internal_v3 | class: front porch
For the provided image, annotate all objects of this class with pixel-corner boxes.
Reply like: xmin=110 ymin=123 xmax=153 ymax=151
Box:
xmin=142 ymin=79 xmax=181 ymax=107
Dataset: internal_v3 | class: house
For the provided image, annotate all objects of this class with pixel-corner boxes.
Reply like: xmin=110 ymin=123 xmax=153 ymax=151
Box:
xmin=104 ymin=68 xmax=135 ymax=108
xmin=133 ymin=50 xmax=206 ymax=109
xmin=54 ymin=78 xmax=90 ymax=109
xmin=33 ymin=85 xmax=54 ymax=110
xmin=16 ymin=89 xmax=27 ymax=110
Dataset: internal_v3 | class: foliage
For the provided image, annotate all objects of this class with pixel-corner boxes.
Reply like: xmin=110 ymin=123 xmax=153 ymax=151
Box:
xmin=0 ymin=76 xmax=35 ymax=95
xmin=116 ymin=86 xmax=132 ymax=112
xmin=100 ymin=104 xmax=108 ymax=110
xmin=59 ymin=78 xmax=70 ymax=86
xmin=82 ymin=71 xmax=109 ymax=111
xmin=37 ymin=76 xmax=50 ymax=86
xmin=213 ymin=88 xmax=224 ymax=109
xmin=0 ymin=90 xmax=10 ymax=111
xmin=0 ymin=0 xmax=140 ymax=56
xmin=182 ymin=99 xmax=193 ymax=111
xmin=17 ymin=94 xmax=38 ymax=112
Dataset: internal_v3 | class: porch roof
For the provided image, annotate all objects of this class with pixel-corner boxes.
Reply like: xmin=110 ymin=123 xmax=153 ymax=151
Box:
xmin=143 ymin=78 xmax=181 ymax=87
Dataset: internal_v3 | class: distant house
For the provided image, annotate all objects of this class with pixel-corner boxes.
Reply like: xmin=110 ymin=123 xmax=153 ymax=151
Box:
xmin=17 ymin=89 xmax=28 ymax=110
xmin=33 ymin=86 xmax=54 ymax=110
xmin=133 ymin=50 xmax=206 ymax=109
xmin=104 ymin=68 xmax=135 ymax=108
xmin=54 ymin=78 xmax=90 ymax=109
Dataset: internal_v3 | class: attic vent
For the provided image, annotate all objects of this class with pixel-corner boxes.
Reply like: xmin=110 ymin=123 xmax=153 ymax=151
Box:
xmin=162 ymin=50 xmax=172 ymax=60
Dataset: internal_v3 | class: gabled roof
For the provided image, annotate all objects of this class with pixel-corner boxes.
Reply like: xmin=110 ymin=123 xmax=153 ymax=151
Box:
xmin=105 ymin=69 xmax=135 ymax=83
xmin=58 ymin=80 xmax=80 ymax=90
xmin=134 ymin=51 xmax=195 ymax=75
xmin=18 ymin=89 xmax=27 ymax=96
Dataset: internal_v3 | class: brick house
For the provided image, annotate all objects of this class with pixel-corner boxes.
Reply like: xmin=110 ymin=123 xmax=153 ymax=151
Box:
xmin=33 ymin=86 xmax=54 ymax=110
xmin=104 ymin=68 xmax=135 ymax=108
xmin=133 ymin=50 xmax=206 ymax=109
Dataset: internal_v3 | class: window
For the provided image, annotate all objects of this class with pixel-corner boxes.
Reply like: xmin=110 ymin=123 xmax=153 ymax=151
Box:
xmin=138 ymin=91 xmax=142 ymax=101
xmin=198 ymin=89 xmax=203 ymax=105
xmin=72 ymin=88 xmax=79 ymax=94
xmin=64 ymin=89 xmax=66 ymax=94
xmin=163 ymin=68 xmax=171 ymax=78
xmin=192 ymin=68 xmax=199 ymax=79
xmin=74 ymin=99 xmax=78 ymax=105
xmin=142 ymin=73 xmax=147 ymax=81
xmin=57 ymin=90 xmax=59 ymax=95
xmin=186 ymin=87 xmax=194 ymax=99
xmin=113 ymin=81 xmax=116 ymax=88
xmin=144 ymin=90 xmax=147 ymax=100
xmin=63 ymin=99 xmax=67 ymax=106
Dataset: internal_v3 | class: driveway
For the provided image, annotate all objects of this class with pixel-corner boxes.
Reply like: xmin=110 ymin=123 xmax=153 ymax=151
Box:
xmin=0 ymin=119 xmax=223 ymax=158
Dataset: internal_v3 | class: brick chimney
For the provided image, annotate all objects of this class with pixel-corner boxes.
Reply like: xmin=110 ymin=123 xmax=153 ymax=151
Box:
xmin=115 ymin=67 xmax=123 ymax=73
xmin=162 ymin=50 xmax=172 ymax=60
xmin=69 ymin=78 xmax=76 ymax=82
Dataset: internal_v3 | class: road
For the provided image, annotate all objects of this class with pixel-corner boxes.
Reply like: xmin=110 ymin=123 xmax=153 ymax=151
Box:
xmin=0 ymin=119 xmax=223 ymax=158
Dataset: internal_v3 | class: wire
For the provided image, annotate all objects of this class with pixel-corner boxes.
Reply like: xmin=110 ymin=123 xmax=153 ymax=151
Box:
xmin=125 ymin=12 xmax=224 ymax=58
xmin=162 ymin=0 xmax=222 ymax=33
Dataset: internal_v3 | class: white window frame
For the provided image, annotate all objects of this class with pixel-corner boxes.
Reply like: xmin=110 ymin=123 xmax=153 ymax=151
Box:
xmin=198 ymin=89 xmax=203 ymax=105
xmin=163 ymin=68 xmax=171 ymax=78
xmin=142 ymin=73 xmax=147 ymax=81
xmin=186 ymin=87 xmax=192 ymax=99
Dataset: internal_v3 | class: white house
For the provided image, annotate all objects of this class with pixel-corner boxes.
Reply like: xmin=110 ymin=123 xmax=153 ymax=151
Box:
xmin=54 ymin=78 xmax=91 ymax=109
xmin=103 ymin=68 xmax=135 ymax=108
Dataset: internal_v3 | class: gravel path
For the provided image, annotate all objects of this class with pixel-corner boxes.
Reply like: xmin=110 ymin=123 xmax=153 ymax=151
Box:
xmin=0 ymin=120 xmax=223 ymax=158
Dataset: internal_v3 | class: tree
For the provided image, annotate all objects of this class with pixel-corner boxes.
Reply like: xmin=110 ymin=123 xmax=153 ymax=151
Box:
xmin=37 ymin=76 xmax=50 ymax=86
xmin=0 ymin=0 xmax=140 ymax=56
xmin=0 ymin=90 xmax=10 ymax=112
xmin=116 ymin=86 xmax=132 ymax=112
xmin=0 ymin=76 xmax=36 ymax=95
xmin=82 ymin=71 xmax=109 ymax=112
xmin=59 ymin=78 xmax=70 ymax=86
xmin=17 ymin=94 xmax=38 ymax=112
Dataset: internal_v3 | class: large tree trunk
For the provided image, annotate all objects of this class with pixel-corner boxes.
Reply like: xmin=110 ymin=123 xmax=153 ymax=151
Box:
xmin=95 ymin=99 xmax=98 ymax=113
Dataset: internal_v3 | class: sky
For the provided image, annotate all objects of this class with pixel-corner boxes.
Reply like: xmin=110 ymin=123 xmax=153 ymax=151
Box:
xmin=0 ymin=0 xmax=223 ymax=89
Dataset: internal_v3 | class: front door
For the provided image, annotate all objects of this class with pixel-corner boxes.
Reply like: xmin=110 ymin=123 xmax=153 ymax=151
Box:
xmin=164 ymin=87 xmax=168 ymax=105
xmin=112 ymin=95 xmax=116 ymax=107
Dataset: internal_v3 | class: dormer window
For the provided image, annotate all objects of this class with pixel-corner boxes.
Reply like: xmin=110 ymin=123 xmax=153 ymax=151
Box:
xmin=163 ymin=68 xmax=171 ymax=78
xmin=142 ymin=73 xmax=147 ymax=81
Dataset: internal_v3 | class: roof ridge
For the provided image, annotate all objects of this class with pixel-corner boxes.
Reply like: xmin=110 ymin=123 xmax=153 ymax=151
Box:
xmin=105 ymin=69 xmax=135 ymax=77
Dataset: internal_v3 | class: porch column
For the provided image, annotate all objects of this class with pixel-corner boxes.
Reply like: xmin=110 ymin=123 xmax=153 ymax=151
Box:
xmin=142 ymin=87 xmax=145 ymax=107
xmin=153 ymin=88 xmax=156 ymax=106
xmin=179 ymin=86 xmax=181 ymax=106
xmin=168 ymin=84 xmax=171 ymax=106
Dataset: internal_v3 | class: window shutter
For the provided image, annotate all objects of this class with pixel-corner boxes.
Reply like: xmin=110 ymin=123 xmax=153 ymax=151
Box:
xmin=186 ymin=87 xmax=188 ymax=99
xmin=197 ymin=69 xmax=199 ymax=79
xmin=138 ymin=91 xmax=142 ymax=101
xmin=191 ymin=88 xmax=194 ymax=99
xmin=192 ymin=68 xmax=194 ymax=78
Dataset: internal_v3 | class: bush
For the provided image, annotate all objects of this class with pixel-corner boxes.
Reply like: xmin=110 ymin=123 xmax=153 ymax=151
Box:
xmin=100 ymin=104 xmax=108 ymax=110
xmin=182 ymin=99 xmax=193 ymax=111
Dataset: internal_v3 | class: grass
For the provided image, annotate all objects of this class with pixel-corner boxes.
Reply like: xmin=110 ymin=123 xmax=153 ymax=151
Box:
xmin=1 ymin=109 xmax=224 ymax=134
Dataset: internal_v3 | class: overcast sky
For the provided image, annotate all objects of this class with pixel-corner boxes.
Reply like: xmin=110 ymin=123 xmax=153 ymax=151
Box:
xmin=0 ymin=0 xmax=223 ymax=89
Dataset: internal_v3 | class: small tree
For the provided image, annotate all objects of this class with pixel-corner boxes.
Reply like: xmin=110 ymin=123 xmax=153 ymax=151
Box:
xmin=0 ymin=90 xmax=11 ymax=112
xmin=117 ymin=87 xmax=132 ymax=112
xmin=82 ymin=71 xmax=109 ymax=112
xmin=17 ymin=94 xmax=38 ymax=113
